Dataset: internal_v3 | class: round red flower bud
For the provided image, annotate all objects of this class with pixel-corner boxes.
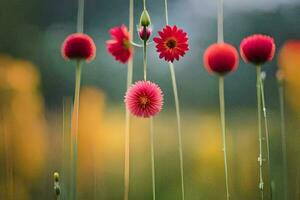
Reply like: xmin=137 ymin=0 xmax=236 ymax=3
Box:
xmin=61 ymin=33 xmax=96 ymax=62
xmin=203 ymin=43 xmax=239 ymax=75
xmin=139 ymin=26 xmax=152 ymax=41
xmin=240 ymin=34 xmax=275 ymax=65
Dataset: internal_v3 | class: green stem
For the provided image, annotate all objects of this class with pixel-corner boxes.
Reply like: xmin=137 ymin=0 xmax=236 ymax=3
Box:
xmin=124 ymin=0 xmax=134 ymax=199
xmin=143 ymin=40 xmax=147 ymax=81
xmin=219 ymin=76 xmax=230 ymax=200
xmin=217 ymin=0 xmax=224 ymax=43
xmin=77 ymin=0 xmax=84 ymax=33
xmin=278 ymin=81 xmax=288 ymax=200
xmin=260 ymin=74 xmax=273 ymax=200
xmin=164 ymin=1 xmax=185 ymax=199
xmin=70 ymin=61 xmax=82 ymax=200
xmin=164 ymin=0 xmax=169 ymax=25
xmin=150 ymin=118 xmax=156 ymax=200
xmin=143 ymin=0 xmax=146 ymax=9
xmin=169 ymin=63 xmax=185 ymax=200
xmin=256 ymin=65 xmax=264 ymax=200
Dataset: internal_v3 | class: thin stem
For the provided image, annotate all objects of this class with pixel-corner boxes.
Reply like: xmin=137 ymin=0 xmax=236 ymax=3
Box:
xmin=150 ymin=118 xmax=156 ymax=200
xmin=256 ymin=65 xmax=264 ymax=200
xmin=143 ymin=0 xmax=146 ymax=9
xmin=217 ymin=0 xmax=224 ymax=43
xmin=164 ymin=0 xmax=185 ymax=199
xmin=169 ymin=63 xmax=185 ymax=200
xmin=124 ymin=0 xmax=134 ymax=199
xmin=164 ymin=0 xmax=169 ymax=25
xmin=77 ymin=0 xmax=84 ymax=33
xmin=143 ymin=40 xmax=147 ymax=81
xmin=278 ymin=81 xmax=288 ymax=200
xmin=260 ymin=75 xmax=272 ymax=199
xmin=219 ymin=76 xmax=230 ymax=200
xmin=70 ymin=61 xmax=82 ymax=200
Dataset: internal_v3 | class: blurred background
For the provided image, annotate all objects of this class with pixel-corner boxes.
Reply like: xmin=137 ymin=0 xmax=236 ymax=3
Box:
xmin=0 ymin=0 xmax=300 ymax=199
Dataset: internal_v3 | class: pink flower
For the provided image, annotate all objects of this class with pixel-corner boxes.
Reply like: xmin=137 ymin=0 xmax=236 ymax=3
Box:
xmin=125 ymin=81 xmax=164 ymax=118
xmin=153 ymin=25 xmax=189 ymax=62
xmin=138 ymin=26 xmax=152 ymax=41
xmin=240 ymin=34 xmax=275 ymax=65
xmin=61 ymin=33 xmax=96 ymax=62
xmin=106 ymin=25 xmax=133 ymax=64
xmin=203 ymin=43 xmax=239 ymax=75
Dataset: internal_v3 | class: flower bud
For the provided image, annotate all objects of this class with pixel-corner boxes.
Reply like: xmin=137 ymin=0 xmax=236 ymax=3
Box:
xmin=54 ymin=172 xmax=60 ymax=182
xmin=139 ymin=9 xmax=151 ymax=27
xmin=139 ymin=26 xmax=152 ymax=41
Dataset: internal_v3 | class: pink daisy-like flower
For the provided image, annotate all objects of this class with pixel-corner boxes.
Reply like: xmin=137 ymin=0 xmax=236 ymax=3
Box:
xmin=106 ymin=25 xmax=133 ymax=64
xmin=153 ymin=25 xmax=189 ymax=62
xmin=125 ymin=81 xmax=164 ymax=118
xmin=203 ymin=43 xmax=239 ymax=75
xmin=61 ymin=33 xmax=96 ymax=62
xmin=240 ymin=34 xmax=275 ymax=65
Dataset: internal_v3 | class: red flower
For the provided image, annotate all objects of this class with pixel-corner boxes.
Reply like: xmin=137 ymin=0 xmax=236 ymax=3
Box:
xmin=61 ymin=33 xmax=96 ymax=62
xmin=153 ymin=25 xmax=189 ymax=62
xmin=138 ymin=26 xmax=152 ymax=41
xmin=106 ymin=25 xmax=133 ymax=64
xmin=125 ymin=81 xmax=164 ymax=118
xmin=240 ymin=34 xmax=275 ymax=65
xmin=204 ymin=43 xmax=239 ymax=75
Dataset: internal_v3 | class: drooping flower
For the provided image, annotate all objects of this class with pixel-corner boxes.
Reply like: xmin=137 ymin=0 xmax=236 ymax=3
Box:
xmin=61 ymin=33 xmax=96 ymax=62
xmin=125 ymin=81 xmax=164 ymax=118
xmin=240 ymin=34 xmax=275 ymax=65
xmin=153 ymin=25 xmax=189 ymax=62
xmin=203 ymin=43 xmax=239 ymax=75
xmin=106 ymin=25 xmax=133 ymax=64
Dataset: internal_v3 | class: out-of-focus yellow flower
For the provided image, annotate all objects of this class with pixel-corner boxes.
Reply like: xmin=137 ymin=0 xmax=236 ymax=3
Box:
xmin=278 ymin=40 xmax=300 ymax=113
xmin=0 ymin=55 xmax=48 ymax=192
xmin=77 ymin=87 xmax=105 ymax=192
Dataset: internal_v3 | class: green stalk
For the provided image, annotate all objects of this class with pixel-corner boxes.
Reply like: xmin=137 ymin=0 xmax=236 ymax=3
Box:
xmin=150 ymin=118 xmax=156 ymax=200
xmin=219 ymin=76 xmax=230 ymax=200
xmin=70 ymin=61 xmax=82 ymax=200
xmin=217 ymin=0 xmax=224 ymax=43
xmin=124 ymin=0 xmax=134 ymax=199
xmin=141 ymin=17 xmax=156 ymax=199
xmin=169 ymin=63 xmax=185 ymax=200
xmin=143 ymin=39 xmax=147 ymax=81
xmin=164 ymin=1 xmax=185 ymax=199
xmin=256 ymin=65 xmax=264 ymax=200
xmin=260 ymin=73 xmax=273 ymax=199
xmin=278 ymin=80 xmax=288 ymax=200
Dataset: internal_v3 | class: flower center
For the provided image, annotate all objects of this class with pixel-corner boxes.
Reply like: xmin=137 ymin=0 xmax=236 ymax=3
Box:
xmin=139 ymin=96 xmax=150 ymax=107
xmin=166 ymin=38 xmax=177 ymax=49
xmin=123 ymin=39 xmax=131 ymax=49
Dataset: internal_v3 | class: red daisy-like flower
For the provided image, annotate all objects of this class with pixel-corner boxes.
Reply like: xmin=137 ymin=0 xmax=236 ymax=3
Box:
xmin=61 ymin=33 xmax=96 ymax=62
xmin=240 ymin=34 xmax=275 ymax=65
xmin=203 ymin=43 xmax=239 ymax=75
xmin=124 ymin=81 xmax=164 ymax=118
xmin=153 ymin=25 xmax=189 ymax=62
xmin=106 ymin=25 xmax=133 ymax=64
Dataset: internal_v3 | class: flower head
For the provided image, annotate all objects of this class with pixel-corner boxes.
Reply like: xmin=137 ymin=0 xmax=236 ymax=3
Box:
xmin=139 ymin=26 xmax=152 ymax=41
xmin=106 ymin=25 xmax=133 ymax=64
xmin=153 ymin=25 xmax=189 ymax=62
xmin=125 ymin=81 xmax=164 ymax=118
xmin=61 ymin=33 xmax=96 ymax=62
xmin=203 ymin=43 xmax=239 ymax=75
xmin=240 ymin=34 xmax=275 ymax=65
